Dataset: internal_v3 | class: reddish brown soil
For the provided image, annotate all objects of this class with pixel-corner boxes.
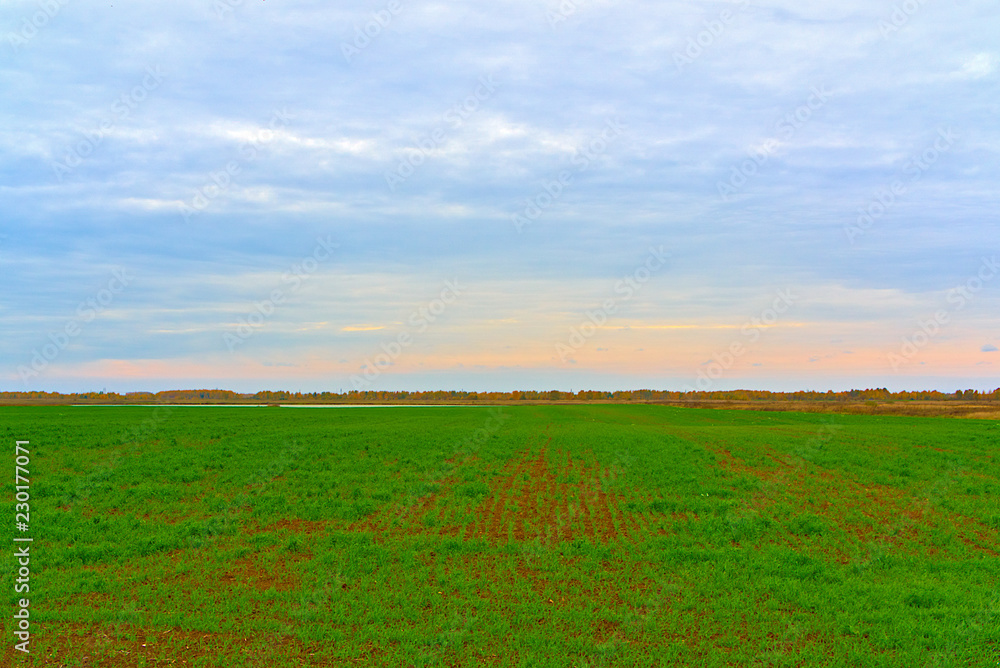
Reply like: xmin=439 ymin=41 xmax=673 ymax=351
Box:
xmin=461 ymin=446 xmax=632 ymax=546
xmin=20 ymin=622 xmax=345 ymax=667
xmin=244 ymin=517 xmax=330 ymax=535
xmin=705 ymin=442 xmax=1000 ymax=560
xmin=341 ymin=439 xmax=644 ymax=548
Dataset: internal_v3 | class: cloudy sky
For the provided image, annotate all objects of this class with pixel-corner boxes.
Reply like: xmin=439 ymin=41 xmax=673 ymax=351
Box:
xmin=2 ymin=0 xmax=998 ymax=393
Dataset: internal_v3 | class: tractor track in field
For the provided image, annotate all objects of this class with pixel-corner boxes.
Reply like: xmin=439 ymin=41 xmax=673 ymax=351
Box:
xmin=343 ymin=428 xmax=647 ymax=546
xmin=706 ymin=442 xmax=1000 ymax=559
xmin=461 ymin=441 xmax=634 ymax=546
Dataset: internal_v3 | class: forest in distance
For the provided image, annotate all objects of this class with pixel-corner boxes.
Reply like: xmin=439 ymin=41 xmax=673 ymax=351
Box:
xmin=4 ymin=387 xmax=1000 ymax=406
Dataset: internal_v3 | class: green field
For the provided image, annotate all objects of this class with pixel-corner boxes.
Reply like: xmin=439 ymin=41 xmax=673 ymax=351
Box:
xmin=2 ymin=405 xmax=999 ymax=666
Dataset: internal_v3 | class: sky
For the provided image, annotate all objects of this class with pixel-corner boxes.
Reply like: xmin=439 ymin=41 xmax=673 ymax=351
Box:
xmin=1 ymin=0 xmax=998 ymax=394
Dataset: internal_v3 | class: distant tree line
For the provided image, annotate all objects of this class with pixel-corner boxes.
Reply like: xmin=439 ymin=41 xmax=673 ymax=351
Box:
xmin=2 ymin=387 xmax=999 ymax=405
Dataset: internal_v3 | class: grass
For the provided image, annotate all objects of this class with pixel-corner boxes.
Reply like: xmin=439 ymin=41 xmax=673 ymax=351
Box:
xmin=1 ymin=404 xmax=998 ymax=666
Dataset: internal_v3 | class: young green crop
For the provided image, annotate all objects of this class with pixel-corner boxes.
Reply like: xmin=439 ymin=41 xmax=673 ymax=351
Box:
xmin=1 ymin=405 xmax=997 ymax=666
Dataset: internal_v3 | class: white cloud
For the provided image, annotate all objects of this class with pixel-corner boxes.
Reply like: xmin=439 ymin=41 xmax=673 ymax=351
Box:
xmin=957 ymin=52 xmax=997 ymax=79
